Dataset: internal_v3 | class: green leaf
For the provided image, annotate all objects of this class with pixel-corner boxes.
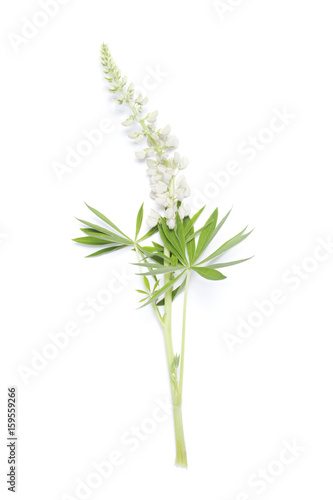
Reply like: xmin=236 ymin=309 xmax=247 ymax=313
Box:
xmin=206 ymin=257 xmax=253 ymax=268
xmin=135 ymin=203 xmax=144 ymax=239
xmin=159 ymin=219 xmax=187 ymax=264
xmin=194 ymin=208 xmax=218 ymax=261
xmin=80 ymin=227 xmax=104 ymax=236
xmin=186 ymin=226 xmax=196 ymax=263
xmin=184 ymin=206 xmax=206 ymax=236
xmin=204 ymin=208 xmax=232 ymax=250
xmin=139 ymin=271 xmax=186 ymax=308
xmin=143 ymin=276 xmax=150 ymax=291
xmin=156 ymin=278 xmax=187 ymax=306
xmin=152 ymin=241 xmax=164 ymax=251
xmin=198 ymin=229 xmax=253 ymax=265
xmin=192 ymin=267 xmax=226 ymax=280
xmin=73 ymin=236 xmax=114 ymax=246
xmin=76 ymin=219 xmax=131 ymax=245
xmin=85 ymin=245 xmax=127 ymax=258
xmin=138 ymin=245 xmax=172 ymax=264
xmin=85 ymin=203 xmax=129 ymax=238
xmin=137 ymin=265 xmax=186 ymax=276
xmin=175 ymin=213 xmax=186 ymax=252
xmin=137 ymin=226 xmax=158 ymax=242
xmin=185 ymin=220 xmax=214 ymax=244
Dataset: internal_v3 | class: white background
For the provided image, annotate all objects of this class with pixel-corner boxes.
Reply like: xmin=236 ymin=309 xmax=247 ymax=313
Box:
xmin=1 ymin=0 xmax=333 ymax=499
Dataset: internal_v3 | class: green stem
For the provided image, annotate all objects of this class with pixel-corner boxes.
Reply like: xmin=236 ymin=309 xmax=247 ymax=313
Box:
xmin=178 ymin=271 xmax=191 ymax=404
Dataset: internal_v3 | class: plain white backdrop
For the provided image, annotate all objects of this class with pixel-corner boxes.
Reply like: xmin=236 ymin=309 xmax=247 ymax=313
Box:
xmin=1 ymin=0 xmax=333 ymax=499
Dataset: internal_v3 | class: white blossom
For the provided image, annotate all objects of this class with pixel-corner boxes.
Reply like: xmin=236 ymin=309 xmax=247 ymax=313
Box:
xmin=173 ymin=152 xmax=181 ymax=165
xmin=122 ymin=117 xmax=134 ymax=127
xmin=176 ymin=175 xmax=191 ymax=201
xmin=160 ymin=124 xmax=171 ymax=136
xmin=179 ymin=157 xmax=189 ymax=170
xmin=166 ymin=135 xmax=179 ymax=148
xmin=178 ymin=203 xmax=191 ymax=219
xmin=147 ymin=209 xmax=160 ymax=228
xmin=167 ymin=218 xmax=176 ymax=230
xmin=135 ymin=150 xmax=146 ymax=159
xmin=147 ymin=110 xmax=158 ymax=123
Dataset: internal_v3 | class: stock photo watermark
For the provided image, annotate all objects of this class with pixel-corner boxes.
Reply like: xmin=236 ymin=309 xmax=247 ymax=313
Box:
xmin=61 ymin=397 xmax=172 ymax=500
xmin=51 ymin=117 xmax=117 ymax=182
xmin=213 ymin=0 xmax=247 ymax=22
xmin=191 ymin=106 xmax=296 ymax=209
xmin=17 ymin=264 xmax=135 ymax=385
xmin=0 ymin=232 xmax=8 ymax=246
xmin=223 ymin=235 xmax=333 ymax=353
xmin=7 ymin=0 xmax=72 ymax=53
xmin=227 ymin=438 xmax=306 ymax=500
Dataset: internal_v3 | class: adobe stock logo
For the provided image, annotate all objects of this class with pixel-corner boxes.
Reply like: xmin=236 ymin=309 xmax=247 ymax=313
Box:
xmin=223 ymin=235 xmax=333 ymax=353
xmin=7 ymin=0 xmax=71 ymax=53
xmin=51 ymin=118 xmax=116 ymax=182
xmin=212 ymin=0 xmax=247 ymax=21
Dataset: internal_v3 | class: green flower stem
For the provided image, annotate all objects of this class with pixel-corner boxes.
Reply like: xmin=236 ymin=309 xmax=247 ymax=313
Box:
xmin=134 ymin=245 xmax=164 ymax=327
xmin=178 ymin=271 xmax=191 ymax=404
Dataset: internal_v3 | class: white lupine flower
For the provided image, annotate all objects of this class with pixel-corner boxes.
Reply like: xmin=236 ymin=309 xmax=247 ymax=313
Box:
xmin=161 ymin=124 xmax=171 ymax=136
xmin=178 ymin=203 xmax=191 ymax=219
xmin=142 ymin=96 xmax=149 ymax=106
xmin=173 ymin=152 xmax=181 ymax=164
xmin=122 ymin=117 xmax=134 ymax=126
xmin=152 ymin=180 xmax=168 ymax=194
xmin=146 ymin=148 xmax=155 ymax=157
xmin=166 ymin=135 xmax=179 ymax=148
xmin=135 ymin=150 xmax=146 ymax=159
xmin=135 ymin=134 xmax=145 ymax=144
xmin=157 ymin=165 xmax=166 ymax=174
xmin=167 ymin=218 xmax=176 ymax=230
xmin=128 ymin=132 xmax=137 ymax=139
xmin=146 ymin=159 xmax=157 ymax=168
xmin=147 ymin=110 xmax=158 ymax=123
xmin=155 ymin=194 xmax=168 ymax=206
xmin=163 ymin=168 xmax=174 ymax=183
xmin=179 ymin=157 xmax=189 ymax=170
xmin=150 ymin=174 xmax=163 ymax=183
xmin=176 ymin=175 xmax=191 ymax=201
xmin=147 ymin=209 xmax=160 ymax=228
xmin=165 ymin=207 xmax=175 ymax=219
xmin=146 ymin=168 xmax=157 ymax=176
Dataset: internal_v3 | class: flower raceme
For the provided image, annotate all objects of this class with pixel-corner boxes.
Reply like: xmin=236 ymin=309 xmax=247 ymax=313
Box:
xmin=100 ymin=43 xmax=190 ymax=230
xmin=73 ymin=44 xmax=253 ymax=467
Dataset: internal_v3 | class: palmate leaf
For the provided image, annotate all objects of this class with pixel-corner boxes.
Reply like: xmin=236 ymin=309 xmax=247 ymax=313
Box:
xmin=175 ymin=213 xmax=186 ymax=251
xmin=206 ymin=257 xmax=253 ymax=269
xmin=183 ymin=206 xmax=206 ymax=236
xmin=185 ymin=220 xmax=214 ymax=244
xmin=138 ymin=271 xmax=186 ymax=308
xmin=85 ymin=245 xmax=127 ymax=258
xmin=137 ymin=226 xmax=158 ymax=243
xmin=85 ymin=203 xmax=129 ymax=238
xmin=138 ymin=245 xmax=172 ymax=264
xmin=76 ymin=219 xmax=131 ymax=245
xmin=158 ymin=219 xmax=187 ymax=264
xmin=198 ymin=229 xmax=254 ymax=265
xmin=186 ymin=226 xmax=196 ymax=263
xmin=156 ymin=278 xmax=187 ymax=306
xmin=192 ymin=267 xmax=226 ymax=280
xmin=193 ymin=208 xmax=219 ymax=261
xmin=135 ymin=203 xmax=144 ymax=240
xmin=137 ymin=265 xmax=186 ymax=276
xmin=73 ymin=236 xmax=114 ymax=245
